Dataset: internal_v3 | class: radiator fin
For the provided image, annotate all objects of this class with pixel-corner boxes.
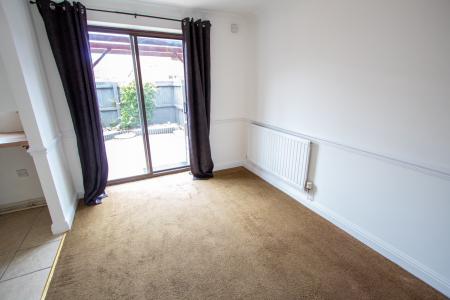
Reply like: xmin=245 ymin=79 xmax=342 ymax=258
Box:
xmin=248 ymin=124 xmax=311 ymax=190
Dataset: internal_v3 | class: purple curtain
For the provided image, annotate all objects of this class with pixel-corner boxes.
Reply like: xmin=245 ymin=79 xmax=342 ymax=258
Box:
xmin=36 ymin=0 xmax=108 ymax=205
xmin=182 ymin=18 xmax=214 ymax=179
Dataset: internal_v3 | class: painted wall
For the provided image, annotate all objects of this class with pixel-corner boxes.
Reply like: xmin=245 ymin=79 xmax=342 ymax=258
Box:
xmin=31 ymin=0 xmax=254 ymax=192
xmin=0 ymin=57 xmax=22 ymax=132
xmin=251 ymin=0 xmax=450 ymax=295
xmin=0 ymin=54 xmax=44 ymax=207
xmin=0 ymin=57 xmax=17 ymax=113
xmin=0 ymin=112 xmax=23 ymax=133
xmin=206 ymin=10 xmax=254 ymax=169
xmin=0 ymin=147 xmax=44 ymax=207
xmin=0 ymin=0 xmax=77 ymax=233
xmin=253 ymin=0 xmax=450 ymax=172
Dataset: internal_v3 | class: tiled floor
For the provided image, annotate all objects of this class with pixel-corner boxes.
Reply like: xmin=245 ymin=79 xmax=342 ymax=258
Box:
xmin=0 ymin=207 xmax=63 ymax=300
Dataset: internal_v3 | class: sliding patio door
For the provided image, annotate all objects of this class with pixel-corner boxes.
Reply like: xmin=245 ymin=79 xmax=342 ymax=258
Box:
xmin=135 ymin=36 xmax=189 ymax=172
xmin=88 ymin=28 xmax=189 ymax=183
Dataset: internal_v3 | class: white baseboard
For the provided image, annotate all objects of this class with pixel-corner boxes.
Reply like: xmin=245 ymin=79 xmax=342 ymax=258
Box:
xmin=243 ymin=160 xmax=450 ymax=297
xmin=0 ymin=197 xmax=46 ymax=215
xmin=50 ymin=192 xmax=79 ymax=235
xmin=66 ymin=191 xmax=79 ymax=228
xmin=51 ymin=219 xmax=71 ymax=235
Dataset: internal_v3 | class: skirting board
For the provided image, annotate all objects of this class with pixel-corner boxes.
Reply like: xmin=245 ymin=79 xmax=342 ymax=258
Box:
xmin=51 ymin=192 xmax=79 ymax=235
xmin=243 ymin=160 xmax=450 ymax=297
xmin=0 ymin=197 xmax=46 ymax=215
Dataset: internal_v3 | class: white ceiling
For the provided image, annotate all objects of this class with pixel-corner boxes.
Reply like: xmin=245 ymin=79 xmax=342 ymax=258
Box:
xmin=134 ymin=0 xmax=269 ymax=14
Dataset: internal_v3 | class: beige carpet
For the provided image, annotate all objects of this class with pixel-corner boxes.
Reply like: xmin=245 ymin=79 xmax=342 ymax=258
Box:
xmin=47 ymin=168 xmax=445 ymax=299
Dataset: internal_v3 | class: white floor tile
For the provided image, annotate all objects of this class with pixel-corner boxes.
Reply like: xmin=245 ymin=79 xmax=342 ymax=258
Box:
xmin=0 ymin=254 xmax=13 ymax=279
xmin=2 ymin=241 xmax=59 ymax=281
xmin=20 ymin=209 xmax=62 ymax=250
xmin=0 ymin=209 xmax=40 ymax=256
xmin=0 ymin=268 xmax=50 ymax=300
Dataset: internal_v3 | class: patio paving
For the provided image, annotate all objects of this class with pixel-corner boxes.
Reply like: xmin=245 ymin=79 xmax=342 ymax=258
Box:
xmin=104 ymin=129 xmax=189 ymax=180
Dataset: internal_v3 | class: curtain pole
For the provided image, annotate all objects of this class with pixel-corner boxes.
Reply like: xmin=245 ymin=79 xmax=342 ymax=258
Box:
xmin=29 ymin=1 xmax=182 ymax=23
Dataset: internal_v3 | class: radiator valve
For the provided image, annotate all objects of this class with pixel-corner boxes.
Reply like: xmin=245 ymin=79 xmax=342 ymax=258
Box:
xmin=305 ymin=181 xmax=313 ymax=192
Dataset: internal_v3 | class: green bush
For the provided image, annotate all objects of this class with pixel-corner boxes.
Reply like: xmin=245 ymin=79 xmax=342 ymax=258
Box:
xmin=119 ymin=81 xmax=156 ymax=129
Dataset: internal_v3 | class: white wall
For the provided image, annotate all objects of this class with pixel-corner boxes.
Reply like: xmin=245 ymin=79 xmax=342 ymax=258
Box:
xmin=253 ymin=0 xmax=450 ymax=173
xmin=0 ymin=147 xmax=44 ymax=207
xmin=0 ymin=50 xmax=43 ymax=207
xmin=31 ymin=0 xmax=254 ymax=190
xmin=0 ymin=57 xmax=17 ymax=113
xmin=251 ymin=0 xmax=450 ymax=296
xmin=207 ymin=11 xmax=254 ymax=169
xmin=0 ymin=0 xmax=77 ymax=233
xmin=0 ymin=112 xmax=23 ymax=133
xmin=0 ymin=56 xmax=22 ymax=132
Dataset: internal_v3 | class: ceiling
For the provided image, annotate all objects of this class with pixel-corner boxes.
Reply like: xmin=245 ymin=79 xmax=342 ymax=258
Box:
xmin=133 ymin=0 xmax=269 ymax=14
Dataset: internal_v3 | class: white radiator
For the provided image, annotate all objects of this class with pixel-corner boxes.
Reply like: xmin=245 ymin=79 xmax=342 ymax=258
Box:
xmin=248 ymin=123 xmax=311 ymax=190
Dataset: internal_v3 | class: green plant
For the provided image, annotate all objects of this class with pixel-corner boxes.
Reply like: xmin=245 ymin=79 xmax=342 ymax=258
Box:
xmin=119 ymin=81 xmax=156 ymax=129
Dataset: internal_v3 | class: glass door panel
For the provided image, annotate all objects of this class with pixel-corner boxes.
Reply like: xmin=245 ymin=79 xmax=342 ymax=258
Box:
xmin=89 ymin=32 xmax=148 ymax=181
xmin=136 ymin=36 xmax=189 ymax=172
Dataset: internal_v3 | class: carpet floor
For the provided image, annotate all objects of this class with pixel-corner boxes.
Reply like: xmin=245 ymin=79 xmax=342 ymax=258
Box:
xmin=46 ymin=168 xmax=445 ymax=299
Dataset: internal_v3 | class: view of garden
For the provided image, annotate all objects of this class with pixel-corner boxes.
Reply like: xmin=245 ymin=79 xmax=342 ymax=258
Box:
xmin=97 ymin=79 xmax=188 ymax=179
xmin=89 ymin=31 xmax=189 ymax=180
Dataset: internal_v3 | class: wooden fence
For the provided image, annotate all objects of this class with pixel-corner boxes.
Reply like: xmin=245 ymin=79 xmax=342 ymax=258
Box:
xmin=96 ymin=81 xmax=185 ymax=128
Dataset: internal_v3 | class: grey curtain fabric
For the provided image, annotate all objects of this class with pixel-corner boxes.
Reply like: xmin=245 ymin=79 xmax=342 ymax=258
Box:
xmin=182 ymin=18 xmax=214 ymax=179
xmin=36 ymin=0 xmax=108 ymax=205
